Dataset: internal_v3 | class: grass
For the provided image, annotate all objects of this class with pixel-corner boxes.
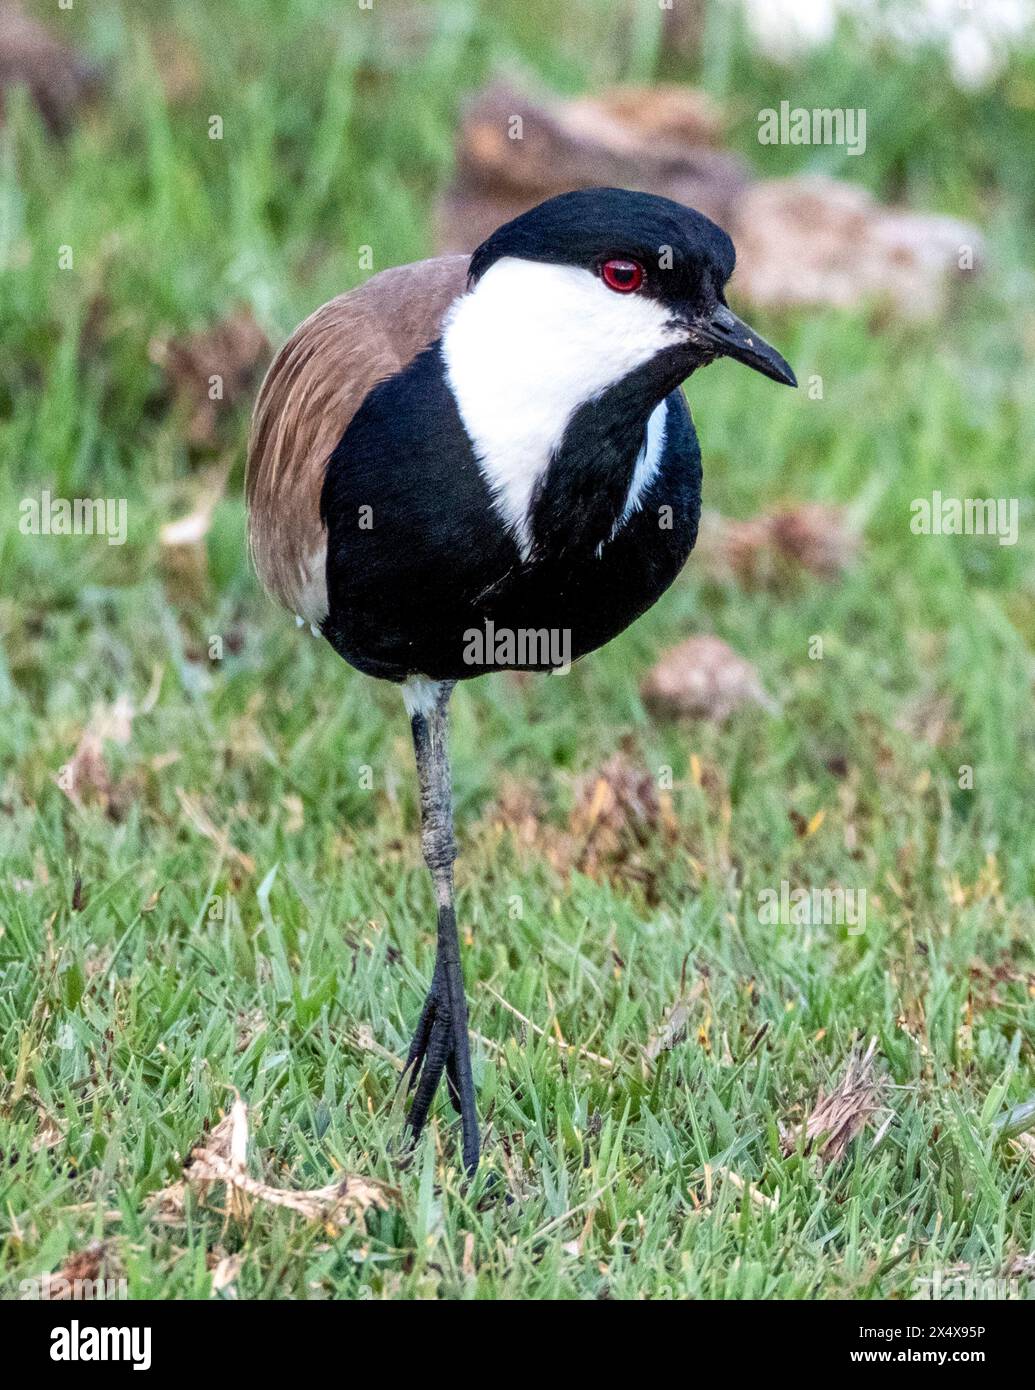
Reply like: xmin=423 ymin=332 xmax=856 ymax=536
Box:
xmin=1 ymin=0 xmax=1035 ymax=1299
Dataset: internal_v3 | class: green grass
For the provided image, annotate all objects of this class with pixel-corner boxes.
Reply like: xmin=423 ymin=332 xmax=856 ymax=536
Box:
xmin=1 ymin=0 xmax=1035 ymax=1299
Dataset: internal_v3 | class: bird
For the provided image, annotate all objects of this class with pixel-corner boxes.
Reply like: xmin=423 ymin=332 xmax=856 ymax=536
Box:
xmin=246 ymin=187 xmax=795 ymax=1176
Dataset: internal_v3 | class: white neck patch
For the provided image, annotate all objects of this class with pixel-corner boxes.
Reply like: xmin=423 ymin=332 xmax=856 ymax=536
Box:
xmin=440 ymin=257 xmax=684 ymax=559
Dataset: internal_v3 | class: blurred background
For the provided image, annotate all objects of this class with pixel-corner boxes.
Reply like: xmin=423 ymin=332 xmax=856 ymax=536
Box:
xmin=2 ymin=0 xmax=1035 ymax=1300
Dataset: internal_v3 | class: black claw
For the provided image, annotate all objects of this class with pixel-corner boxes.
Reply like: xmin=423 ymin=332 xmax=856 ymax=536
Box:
xmin=403 ymin=985 xmax=439 ymax=1090
xmin=445 ymin=1047 xmax=463 ymax=1115
xmin=406 ymin=1012 xmax=451 ymax=1141
xmin=401 ymin=976 xmax=480 ymax=1175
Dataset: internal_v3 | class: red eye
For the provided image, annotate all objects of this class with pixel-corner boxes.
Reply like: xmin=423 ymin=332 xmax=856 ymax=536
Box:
xmin=600 ymin=258 xmax=645 ymax=293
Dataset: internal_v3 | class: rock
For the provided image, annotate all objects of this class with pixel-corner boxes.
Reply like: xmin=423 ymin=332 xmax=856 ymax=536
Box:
xmin=699 ymin=503 xmax=861 ymax=589
xmin=0 ymin=2 xmax=101 ymax=134
xmin=731 ymin=175 xmax=983 ymax=320
xmin=641 ymin=635 xmax=776 ymax=723
xmin=575 ymin=84 xmax=725 ymax=147
xmin=768 ymin=503 xmax=860 ymax=579
xmin=436 ymin=81 xmax=748 ymax=255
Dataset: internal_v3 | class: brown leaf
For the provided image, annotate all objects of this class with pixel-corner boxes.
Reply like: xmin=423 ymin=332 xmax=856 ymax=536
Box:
xmin=732 ymin=175 xmax=983 ymax=321
xmin=782 ymin=1038 xmax=883 ymax=1165
xmin=570 ymin=752 xmax=661 ymax=840
xmin=56 ymin=689 xmax=150 ymax=817
xmin=152 ymin=308 xmax=269 ymax=448
xmin=57 ymin=1241 xmax=105 ymax=1286
xmin=769 ymin=504 xmax=860 ymax=580
xmin=46 ymin=1240 xmax=119 ymax=1298
xmin=569 ymin=751 xmax=669 ymax=877
xmin=482 ymin=761 xmax=664 ymax=879
xmin=641 ymin=635 xmax=776 ymax=724
xmin=57 ymin=728 xmax=111 ymax=809
xmin=0 ymin=2 xmax=102 ymax=135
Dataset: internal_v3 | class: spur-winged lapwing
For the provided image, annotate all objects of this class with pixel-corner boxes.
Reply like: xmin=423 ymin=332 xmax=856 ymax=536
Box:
xmin=247 ymin=187 xmax=796 ymax=1175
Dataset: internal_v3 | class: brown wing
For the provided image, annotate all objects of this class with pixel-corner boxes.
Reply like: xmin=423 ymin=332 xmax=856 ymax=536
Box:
xmin=245 ymin=254 xmax=471 ymax=625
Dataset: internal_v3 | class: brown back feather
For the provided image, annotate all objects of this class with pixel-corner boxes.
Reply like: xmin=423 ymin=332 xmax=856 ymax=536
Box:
xmin=246 ymin=254 xmax=470 ymax=623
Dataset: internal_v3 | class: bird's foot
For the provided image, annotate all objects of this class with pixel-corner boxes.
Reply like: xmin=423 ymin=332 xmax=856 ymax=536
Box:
xmin=402 ymin=966 xmax=480 ymax=1176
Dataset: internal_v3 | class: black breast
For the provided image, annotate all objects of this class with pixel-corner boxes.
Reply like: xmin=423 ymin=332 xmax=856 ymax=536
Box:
xmin=321 ymin=345 xmax=701 ymax=683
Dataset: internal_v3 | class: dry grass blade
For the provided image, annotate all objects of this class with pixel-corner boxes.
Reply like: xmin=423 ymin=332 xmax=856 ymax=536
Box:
xmin=783 ymin=1038 xmax=883 ymax=1164
xmin=209 ymin=1251 xmax=245 ymax=1296
xmin=712 ymin=1166 xmax=779 ymax=1210
xmin=175 ymin=787 xmax=255 ymax=874
xmin=482 ymin=983 xmax=614 ymax=1069
xmin=643 ymin=962 xmax=706 ymax=1063
xmin=32 ymin=1100 xmax=64 ymax=1152
xmin=152 ymin=1094 xmax=395 ymax=1230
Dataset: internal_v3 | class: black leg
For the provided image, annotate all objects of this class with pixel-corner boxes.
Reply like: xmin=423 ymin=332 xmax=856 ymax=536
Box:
xmin=401 ymin=681 xmax=480 ymax=1176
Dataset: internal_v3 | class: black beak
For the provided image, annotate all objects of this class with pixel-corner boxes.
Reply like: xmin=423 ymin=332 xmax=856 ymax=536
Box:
xmin=693 ymin=304 xmax=797 ymax=387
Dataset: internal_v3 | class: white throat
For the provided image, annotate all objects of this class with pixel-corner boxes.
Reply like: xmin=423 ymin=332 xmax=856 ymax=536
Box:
xmin=440 ymin=257 xmax=683 ymax=559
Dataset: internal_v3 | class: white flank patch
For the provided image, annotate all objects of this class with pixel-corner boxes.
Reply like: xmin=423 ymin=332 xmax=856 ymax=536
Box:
xmin=618 ymin=397 xmax=668 ymax=529
xmin=596 ymin=398 xmax=669 ymax=557
xmin=401 ymin=675 xmax=446 ymax=718
xmin=441 ymin=257 xmax=684 ymax=559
